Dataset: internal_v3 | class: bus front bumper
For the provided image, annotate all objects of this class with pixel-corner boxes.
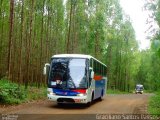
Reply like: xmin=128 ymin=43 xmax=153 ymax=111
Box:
xmin=47 ymin=94 xmax=88 ymax=104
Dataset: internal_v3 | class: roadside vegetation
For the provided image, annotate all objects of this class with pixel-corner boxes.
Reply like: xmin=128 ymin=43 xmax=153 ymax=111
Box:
xmin=0 ymin=0 xmax=160 ymax=114
xmin=0 ymin=78 xmax=46 ymax=105
xmin=148 ymin=92 xmax=160 ymax=116
xmin=107 ymin=89 xmax=130 ymax=94
xmin=145 ymin=0 xmax=160 ymax=116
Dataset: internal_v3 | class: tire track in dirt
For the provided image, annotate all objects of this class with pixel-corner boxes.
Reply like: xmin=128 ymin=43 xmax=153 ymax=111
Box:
xmin=0 ymin=94 xmax=152 ymax=120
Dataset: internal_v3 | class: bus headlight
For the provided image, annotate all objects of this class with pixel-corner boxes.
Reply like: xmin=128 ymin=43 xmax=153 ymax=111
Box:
xmin=47 ymin=90 xmax=56 ymax=95
xmin=77 ymin=93 xmax=86 ymax=97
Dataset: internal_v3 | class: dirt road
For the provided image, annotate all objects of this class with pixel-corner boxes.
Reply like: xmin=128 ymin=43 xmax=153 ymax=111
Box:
xmin=0 ymin=94 xmax=151 ymax=120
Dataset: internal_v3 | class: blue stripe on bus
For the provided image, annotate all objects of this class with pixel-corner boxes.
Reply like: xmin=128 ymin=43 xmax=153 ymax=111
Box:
xmin=52 ymin=88 xmax=80 ymax=96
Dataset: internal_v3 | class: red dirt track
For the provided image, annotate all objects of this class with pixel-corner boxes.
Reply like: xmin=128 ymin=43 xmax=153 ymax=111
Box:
xmin=0 ymin=94 xmax=152 ymax=120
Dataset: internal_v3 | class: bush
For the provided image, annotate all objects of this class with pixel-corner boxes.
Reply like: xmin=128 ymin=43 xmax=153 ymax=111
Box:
xmin=0 ymin=79 xmax=27 ymax=104
xmin=0 ymin=78 xmax=47 ymax=105
xmin=27 ymin=87 xmax=46 ymax=100
xmin=148 ymin=92 xmax=160 ymax=116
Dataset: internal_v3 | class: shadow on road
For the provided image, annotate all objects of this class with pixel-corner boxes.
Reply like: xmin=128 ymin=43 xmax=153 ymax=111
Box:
xmin=49 ymin=99 xmax=102 ymax=109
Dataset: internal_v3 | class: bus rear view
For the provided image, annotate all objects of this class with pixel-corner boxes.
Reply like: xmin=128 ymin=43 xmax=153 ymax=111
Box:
xmin=43 ymin=54 xmax=107 ymax=106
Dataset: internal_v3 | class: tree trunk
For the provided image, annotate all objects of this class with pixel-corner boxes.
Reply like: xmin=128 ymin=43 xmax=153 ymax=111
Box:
xmin=107 ymin=42 xmax=112 ymax=89
xmin=39 ymin=0 xmax=45 ymax=87
xmin=26 ymin=0 xmax=34 ymax=85
xmin=8 ymin=0 xmax=14 ymax=80
xmin=0 ymin=0 xmax=4 ymax=78
xmin=66 ymin=0 xmax=73 ymax=53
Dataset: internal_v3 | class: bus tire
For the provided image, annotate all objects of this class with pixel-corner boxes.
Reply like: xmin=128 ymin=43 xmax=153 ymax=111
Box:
xmin=86 ymin=102 xmax=91 ymax=107
xmin=86 ymin=93 xmax=94 ymax=107
xmin=99 ymin=90 xmax=104 ymax=101
xmin=99 ymin=96 xmax=102 ymax=101
xmin=57 ymin=103 xmax=63 ymax=106
xmin=91 ymin=92 xmax=94 ymax=102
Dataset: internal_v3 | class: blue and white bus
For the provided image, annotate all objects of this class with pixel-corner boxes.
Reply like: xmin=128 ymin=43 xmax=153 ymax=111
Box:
xmin=43 ymin=54 xmax=107 ymax=105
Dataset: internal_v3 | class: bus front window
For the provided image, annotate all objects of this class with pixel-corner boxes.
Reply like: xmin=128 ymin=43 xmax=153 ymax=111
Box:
xmin=68 ymin=59 xmax=87 ymax=88
xmin=49 ymin=58 xmax=87 ymax=89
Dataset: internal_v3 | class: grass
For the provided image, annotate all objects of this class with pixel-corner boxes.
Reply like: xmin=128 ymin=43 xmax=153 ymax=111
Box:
xmin=148 ymin=91 xmax=160 ymax=116
xmin=107 ymin=89 xmax=130 ymax=94
xmin=0 ymin=78 xmax=46 ymax=105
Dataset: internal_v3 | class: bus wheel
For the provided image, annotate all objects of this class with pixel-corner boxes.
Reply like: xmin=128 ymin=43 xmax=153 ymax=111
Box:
xmin=57 ymin=103 xmax=63 ymax=106
xmin=91 ymin=92 xmax=95 ymax=104
xmin=99 ymin=90 xmax=103 ymax=101
xmin=99 ymin=96 xmax=102 ymax=101
xmin=86 ymin=93 xmax=94 ymax=107
xmin=86 ymin=102 xmax=91 ymax=107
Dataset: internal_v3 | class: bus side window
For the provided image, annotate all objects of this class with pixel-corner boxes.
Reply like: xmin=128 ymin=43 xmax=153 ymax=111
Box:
xmin=101 ymin=65 xmax=103 ymax=76
xmin=103 ymin=66 xmax=105 ymax=76
xmin=98 ymin=62 xmax=101 ymax=75
xmin=93 ymin=60 xmax=96 ymax=73
xmin=100 ymin=64 xmax=102 ymax=75
xmin=96 ymin=61 xmax=98 ymax=74
xmin=105 ymin=67 xmax=107 ymax=76
xmin=90 ymin=58 xmax=93 ymax=68
xmin=97 ymin=62 xmax=100 ymax=75
xmin=89 ymin=59 xmax=93 ymax=87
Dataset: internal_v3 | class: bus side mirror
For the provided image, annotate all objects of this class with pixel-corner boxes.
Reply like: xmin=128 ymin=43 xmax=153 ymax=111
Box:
xmin=89 ymin=67 xmax=94 ymax=79
xmin=43 ymin=63 xmax=50 ymax=75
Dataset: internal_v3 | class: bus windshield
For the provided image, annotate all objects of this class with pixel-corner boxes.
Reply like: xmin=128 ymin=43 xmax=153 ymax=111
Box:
xmin=49 ymin=58 xmax=87 ymax=89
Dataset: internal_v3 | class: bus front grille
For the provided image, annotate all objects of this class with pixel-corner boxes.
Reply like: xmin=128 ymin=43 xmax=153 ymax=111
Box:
xmin=57 ymin=98 xmax=75 ymax=103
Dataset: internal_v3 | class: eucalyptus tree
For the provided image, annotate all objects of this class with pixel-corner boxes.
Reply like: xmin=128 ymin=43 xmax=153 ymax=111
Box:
xmin=0 ymin=0 xmax=9 ymax=78
xmin=0 ymin=0 xmax=140 ymax=90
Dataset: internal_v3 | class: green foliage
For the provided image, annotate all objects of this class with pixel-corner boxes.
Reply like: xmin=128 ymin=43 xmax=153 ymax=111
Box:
xmin=0 ymin=0 xmax=150 ymax=94
xmin=145 ymin=0 xmax=160 ymax=58
xmin=148 ymin=92 xmax=160 ymax=116
xmin=27 ymin=87 xmax=46 ymax=100
xmin=0 ymin=79 xmax=46 ymax=104
xmin=152 ymin=40 xmax=160 ymax=57
xmin=135 ymin=50 xmax=160 ymax=91
xmin=107 ymin=89 xmax=129 ymax=94
xmin=0 ymin=78 xmax=27 ymax=104
xmin=138 ymin=0 xmax=160 ymax=92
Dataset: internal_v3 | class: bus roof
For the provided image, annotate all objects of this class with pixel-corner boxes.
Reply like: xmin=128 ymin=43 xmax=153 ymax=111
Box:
xmin=136 ymin=84 xmax=143 ymax=87
xmin=52 ymin=54 xmax=107 ymax=67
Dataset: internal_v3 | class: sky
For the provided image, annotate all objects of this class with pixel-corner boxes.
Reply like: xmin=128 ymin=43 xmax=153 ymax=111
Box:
xmin=120 ymin=0 xmax=151 ymax=50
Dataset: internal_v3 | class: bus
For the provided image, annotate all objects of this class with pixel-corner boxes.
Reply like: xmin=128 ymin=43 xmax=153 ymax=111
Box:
xmin=43 ymin=54 xmax=107 ymax=106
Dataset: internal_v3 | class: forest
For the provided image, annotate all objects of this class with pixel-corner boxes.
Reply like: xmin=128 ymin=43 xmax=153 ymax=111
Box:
xmin=0 ymin=0 xmax=160 ymax=93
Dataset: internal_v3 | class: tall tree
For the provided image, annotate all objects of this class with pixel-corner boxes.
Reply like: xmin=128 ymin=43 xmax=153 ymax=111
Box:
xmin=8 ymin=0 xmax=14 ymax=80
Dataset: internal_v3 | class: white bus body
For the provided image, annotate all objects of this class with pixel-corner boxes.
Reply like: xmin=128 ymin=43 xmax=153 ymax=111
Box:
xmin=44 ymin=54 xmax=107 ymax=105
